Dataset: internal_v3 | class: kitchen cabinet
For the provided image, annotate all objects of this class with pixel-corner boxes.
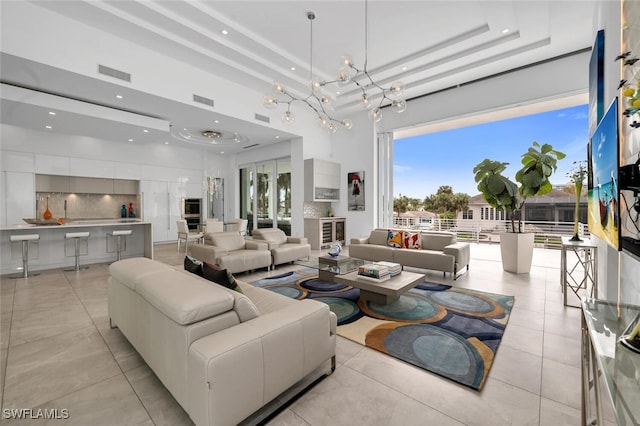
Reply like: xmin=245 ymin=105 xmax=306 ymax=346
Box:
xmin=114 ymin=179 xmax=139 ymax=195
xmin=69 ymin=176 xmax=114 ymax=194
xmin=304 ymin=217 xmax=346 ymax=250
xmin=140 ymin=180 xmax=195 ymax=243
xmin=35 ymin=175 xmax=70 ymax=192
xmin=2 ymin=171 xmax=34 ymax=226
xmin=304 ymin=159 xmax=340 ymax=202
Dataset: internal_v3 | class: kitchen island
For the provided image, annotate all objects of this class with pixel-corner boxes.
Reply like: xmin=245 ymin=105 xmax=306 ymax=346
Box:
xmin=0 ymin=219 xmax=153 ymax=275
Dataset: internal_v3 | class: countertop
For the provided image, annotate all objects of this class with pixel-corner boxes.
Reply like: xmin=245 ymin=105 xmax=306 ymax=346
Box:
xmin=1 ymin=219 xmax=149 ymax=231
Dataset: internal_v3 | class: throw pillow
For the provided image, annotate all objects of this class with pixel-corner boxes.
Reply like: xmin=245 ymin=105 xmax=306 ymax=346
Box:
xmin=202 ymin=262 xmax=243 ymax=293
xmin=403 ymin=231 xmax=422 ymax=249
xmin=184 ymin=255 xmax=203 ymax=276
xmin=387 ymin=230 xmax=404 ymax=248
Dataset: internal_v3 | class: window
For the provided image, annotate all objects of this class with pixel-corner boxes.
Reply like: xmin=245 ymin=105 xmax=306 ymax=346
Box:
xmin=463 ymin=210 xmax=473 ymax=220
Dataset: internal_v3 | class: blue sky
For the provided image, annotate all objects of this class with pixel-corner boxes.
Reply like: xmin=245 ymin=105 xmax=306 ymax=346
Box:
xmin=394 ymin=104 xmax=589 ymax=199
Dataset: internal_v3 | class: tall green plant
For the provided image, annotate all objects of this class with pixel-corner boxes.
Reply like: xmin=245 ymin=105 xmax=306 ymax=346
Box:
xmin=473 ymin=142 xmax=566 ymax=232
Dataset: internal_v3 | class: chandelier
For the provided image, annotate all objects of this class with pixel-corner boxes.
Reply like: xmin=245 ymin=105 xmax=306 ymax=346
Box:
xmin=263 ymin=2 xmax=407 ymax=131
xmin=263 ymin=12 xmax=352 ymax=133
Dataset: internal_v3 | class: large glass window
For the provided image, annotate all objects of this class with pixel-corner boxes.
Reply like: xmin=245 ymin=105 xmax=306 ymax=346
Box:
xmin=239 ymin=158 xmax=291 ymax=235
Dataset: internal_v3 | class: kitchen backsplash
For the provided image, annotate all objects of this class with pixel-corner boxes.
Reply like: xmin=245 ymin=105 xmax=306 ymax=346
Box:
xmin=303 ymin=201 xmax=332 ymax=218
xmin=36 ymin=192 xmax=140 ymax=220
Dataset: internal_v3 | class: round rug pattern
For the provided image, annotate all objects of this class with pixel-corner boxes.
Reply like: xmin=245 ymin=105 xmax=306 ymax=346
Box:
xmin=313 ymin=297 xmax=362 ymax=324
xmin=359 ymin=293 xmax=447 ymax=323
xmin=368 ymin=323 xmax=484 ymax=388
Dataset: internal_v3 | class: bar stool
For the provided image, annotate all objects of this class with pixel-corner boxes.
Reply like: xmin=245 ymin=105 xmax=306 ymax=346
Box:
xmin=107 ymin=229 xmax=132 ymax=262
xmin=9 ymin=234 xmax=40 ymax=279
xmin=65 ymin=231 xmax=90 ymax=271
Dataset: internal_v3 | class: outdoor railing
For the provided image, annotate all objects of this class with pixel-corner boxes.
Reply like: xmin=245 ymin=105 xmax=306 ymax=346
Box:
xmin=391 ymin=217 xmax=589 ymax=249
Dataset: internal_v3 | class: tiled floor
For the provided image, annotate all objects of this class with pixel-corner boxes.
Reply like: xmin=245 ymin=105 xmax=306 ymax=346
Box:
xmin=0 ymin=243 xmax=616 ymax=425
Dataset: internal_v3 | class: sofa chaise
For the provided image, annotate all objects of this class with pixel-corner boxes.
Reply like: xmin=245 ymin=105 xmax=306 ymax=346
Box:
xmin=251 ymin=228 xmax=311 ymax=267
xmin=348 ymin=229 xmax=470 ymax=279
xmin=108 ymin=257 xmax=336 ymax=426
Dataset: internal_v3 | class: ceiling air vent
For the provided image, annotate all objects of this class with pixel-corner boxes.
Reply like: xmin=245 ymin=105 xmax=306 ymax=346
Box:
xmin=254 ymin=113 xmax=270 ymax=123
xmin=98 ymin=64 xmax=131 ymax=82
xmin=193 ymin=94 xmax=214 ymax=107
xmin=243 ymin=143 xmax=260 ymax=149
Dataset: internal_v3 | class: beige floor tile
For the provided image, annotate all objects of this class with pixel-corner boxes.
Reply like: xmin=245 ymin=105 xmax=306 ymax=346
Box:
xmin=3 ymin=326 xmax=121 ymax=408
xmin=501 ymin=323 xmax=544 ymax=357
xmin=542 ymin=332 xmax=581 ymax=368
xmin=73 ymin=284 xmax=109 ymax=322
xmin=9 ymin=300 xmax=93 ymax=346
xmin=508 ymin=306 xmax=545 ymax=332
xmin=33 ymin=375 xmax=153 ymax=426
xmin=269 ymin=408 xmax=312 ymax=426
xmin=125 ymin=364 xmax=193 ymax=426
xmin=289 ymin=364 xmax=464 ymax=426
xmin=12 ymin=285 xmax=77 ymax=312
xmin=335 ymin=336 xmax=364 ymax=367
xmin=541 ymin=358 xmax=582 ymax=410
xmin=344 ymin=346 xmax=539 ymax=425
xmin=491 ymin=345 xmax=542 ymax=394
xmin=538 ymin=397 xmax=581 ymax=426
xmin=543 ymin=311 xmax=581 ymax=340
xmin=1 ymin=348 xmax=6 ymax=406
xmin=1 ymin=310 xmax=12 ymax=350
xmin=95 ymin=319 xmax=145 ymax=372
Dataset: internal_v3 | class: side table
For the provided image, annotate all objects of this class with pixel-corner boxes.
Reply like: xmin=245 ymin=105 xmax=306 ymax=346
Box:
xmin=581 ymin=299 xmax=640 ymax=425
xmin=561 ymin=237 xmax=598 ymax=307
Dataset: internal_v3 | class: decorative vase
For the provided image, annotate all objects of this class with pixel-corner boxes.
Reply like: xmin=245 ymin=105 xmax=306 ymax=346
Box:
xmin=570 ymin=181 xmax=582 ymax=242
xmin=43 ymin=196 xmax=52 ymax=220
xmin=121 ymin=204 xmax=127 ymax=218
xmin=328 ymin=242 xmax=342 ymax=258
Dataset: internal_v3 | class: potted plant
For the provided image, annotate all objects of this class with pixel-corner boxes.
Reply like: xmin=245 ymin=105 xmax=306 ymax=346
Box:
xmin=567 ymin=160 xmax=587 ymax=241
xmin=473 ymin=141 xmax=565 ymax=273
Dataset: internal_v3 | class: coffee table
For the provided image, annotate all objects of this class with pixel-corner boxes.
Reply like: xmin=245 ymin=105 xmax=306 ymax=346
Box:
xmin=295 ymin=255 xmax=365 ymax=282
xmin=334 ymin=270 xmax=425 ymax=305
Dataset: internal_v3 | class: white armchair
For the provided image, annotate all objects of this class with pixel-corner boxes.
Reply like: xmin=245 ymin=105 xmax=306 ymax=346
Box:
xmin=176 ymin=219 xmax=203 ymax=252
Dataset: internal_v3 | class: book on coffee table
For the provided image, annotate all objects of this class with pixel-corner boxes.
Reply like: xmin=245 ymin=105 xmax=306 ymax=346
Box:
xmin=356 ymin=273 xmax=390 ymax=282
xmin=372 ymin=261 xmax=401 ymax=276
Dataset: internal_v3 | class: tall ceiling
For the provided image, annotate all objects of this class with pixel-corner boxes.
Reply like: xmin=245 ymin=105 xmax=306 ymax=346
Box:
xmin=0 ymin=0 xmax=598 ymax=154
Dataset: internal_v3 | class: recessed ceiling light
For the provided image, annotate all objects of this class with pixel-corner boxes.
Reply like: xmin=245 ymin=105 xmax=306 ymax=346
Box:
xmin=220 ymin=151 xmax=224 ymax=154
xmin=275 ymin=135 xmax=280 ymax=139
xmin=128 ymin=138 xmax=134 ymax=142
xmin=143 ymin=129 xmax=149 ymax=133
xmin=290 ymin=66 xmax=296 ymax=71
xmin=48 ymin=111 xmax=56 ymax=115
xmin=502 ymin=28 xmax=510 ymax=34
xmin=45 ymin=125 xmax=52 ymax=129
xmin=214 ymin=120 xmax=219 ymax=124
xmin=221 ymin=29 xmax=229 ymax=35
xmin=164 ymin=141 xmax=169 ymax=145
xmin=336 ymin=91 xmax=341 ymax=95
xmin=401 ymin=66 xmax=408 ymax=71
xmin=116 ymin=94 xmax=123 ymax=99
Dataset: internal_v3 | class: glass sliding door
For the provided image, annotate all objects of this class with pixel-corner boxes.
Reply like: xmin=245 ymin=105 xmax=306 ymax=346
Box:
xmin=276 ymin=159 xmax=291 ymax=235
xmin=256 ymin=162 xmax=273 ymax=229
xmin=239 ymin=166 xmax=254 ymax=232
xmin=239 ymin=158 xmax=291 ymax=236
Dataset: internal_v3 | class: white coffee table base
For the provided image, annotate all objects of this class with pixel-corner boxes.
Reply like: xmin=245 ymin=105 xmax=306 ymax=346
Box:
xmin=335 ymin=270 xmax=425 ymax=305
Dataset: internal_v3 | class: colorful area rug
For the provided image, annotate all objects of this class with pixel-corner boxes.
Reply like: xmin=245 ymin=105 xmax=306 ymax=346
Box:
xmin=251 ymin=268 xmax=514 ymax=391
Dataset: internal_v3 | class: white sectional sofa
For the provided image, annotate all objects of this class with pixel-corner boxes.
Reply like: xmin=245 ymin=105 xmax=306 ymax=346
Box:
xmin=108 ymin=257 xmax=336 ymax=426
xmin=348 ymin=229 xmax=470 ymax=279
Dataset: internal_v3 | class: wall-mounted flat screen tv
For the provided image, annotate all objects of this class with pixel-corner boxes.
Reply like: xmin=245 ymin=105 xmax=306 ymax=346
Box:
xmin=588 ymin=98 xmax=620 ymax=250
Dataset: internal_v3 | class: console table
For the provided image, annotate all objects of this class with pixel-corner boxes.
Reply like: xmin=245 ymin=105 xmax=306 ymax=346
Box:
xmin=561 ymin=237 xmax=598 ymax=307
xmin=581 ymin=299 xmax=640 ymax=425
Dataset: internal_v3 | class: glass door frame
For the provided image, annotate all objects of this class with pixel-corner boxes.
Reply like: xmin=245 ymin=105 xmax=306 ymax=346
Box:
xmin=239 ymin=157 xmax=291 ymax=235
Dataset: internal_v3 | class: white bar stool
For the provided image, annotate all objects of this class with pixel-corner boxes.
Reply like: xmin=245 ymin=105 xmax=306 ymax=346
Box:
xmin=65 ymin=231 xmax=90 ymax=271
xmin=9 ymin=234 xmax=40 ymax=279
xmin=107 ymin=229 xmax=132 ymax=261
